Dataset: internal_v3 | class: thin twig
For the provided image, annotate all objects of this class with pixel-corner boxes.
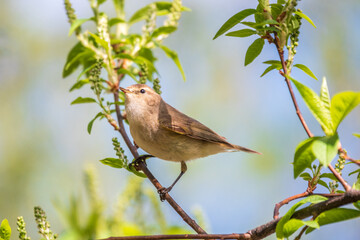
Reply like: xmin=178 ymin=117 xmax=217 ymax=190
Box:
xmin=294 ymin=225 xmax=308 ymax=240
xmin=100 ymin=190 xmax=360 ymax=240
xmin=328 ymin=165 xmax=351 ymax=192
xmin=273 ymin=192 xmax=342 ymax=219
xmin=112 ymin=90 xmax=207 ymax=234
xmin=273 ymin=35 xmax=313 ymax=138
xmin=273 ymin=34 xmax=352 ymax=192
xmin=345 ymin=156 xmax=360 ymax=166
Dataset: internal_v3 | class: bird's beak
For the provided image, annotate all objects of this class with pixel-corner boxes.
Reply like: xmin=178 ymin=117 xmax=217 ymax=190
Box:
xmin=120 ymin=87 xmax=131 ymax=93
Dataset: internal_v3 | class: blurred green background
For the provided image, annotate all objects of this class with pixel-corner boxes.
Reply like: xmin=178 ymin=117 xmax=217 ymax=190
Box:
xmin=1 ymin=0 xmax=360 ymax=239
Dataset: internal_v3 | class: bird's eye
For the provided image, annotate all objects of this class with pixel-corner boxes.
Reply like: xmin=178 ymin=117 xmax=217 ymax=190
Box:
xmin=140 ymin=89 xmax=146 ymax=94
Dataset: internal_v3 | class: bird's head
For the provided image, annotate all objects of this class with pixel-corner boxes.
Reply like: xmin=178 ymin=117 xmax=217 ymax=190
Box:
xmin=120 ymin=84 xmax=161 ymax=112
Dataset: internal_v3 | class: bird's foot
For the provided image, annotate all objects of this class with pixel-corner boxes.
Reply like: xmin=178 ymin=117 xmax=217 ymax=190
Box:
xmin=157 ymin=186 xmax=172 ymax=202
xmin=129 ymin=154 xmax=154 ymax=171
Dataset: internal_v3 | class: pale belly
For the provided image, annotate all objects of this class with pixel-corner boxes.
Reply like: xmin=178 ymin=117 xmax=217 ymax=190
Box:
xmin=129 ymin=123 xmax=225 ymax=162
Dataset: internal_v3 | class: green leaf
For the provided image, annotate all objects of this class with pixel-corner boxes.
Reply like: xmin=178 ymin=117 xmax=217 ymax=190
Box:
xmin=213 ymin=9 xmax=257 ymax=39
xmin=129 ymin=2 xmax=190 ymax=25
xmin=331 ymin=91 xmax=360 ymax=131
xmin=319 ymin=173 xmax=338 ymax=181
xmin=88 ymin=32 xmax=109 ymax=51
xmin=349 ymin=169 xmax=360 ymax=176
xmin=353 ymin=133 xmax=360 ymax=138
xmin=159 ymin=45 xmax=186 ymax=81
xmin=115 ymin=53 xmax=134 ymax=61
xmin=117 ymin=68 xmax=139 ymax=82
xmin=283 ymin=219 xmax=319 ymax=238
xmin=276 ymin=195 xmax=327 ymax=239
xmin=128 ymin=165 xmax=147 ymax=178
xmin=299 ymin=172 xmax=312 ymax=181
xmin=293 ymin=64 xmax=318 ymax=80
xmin=77 ymin=63 xmax=98 ymax=81
xmin=312 ymin=134 xmax=339 ymax=166
xmin=0 ymin=219 xmax=11 ymax=240
xmin=69 ymin=79 xmax=90 ymax=92
xmin=260 ymin=65 xmax=279 ymax=77
xmin=290 ymin=77 xmax=333 ymax=135
xmin=71 ymin=97 xmax=97 ymax=105
xmin=306 ymin=208 xmax=360 ymax=234
xmin=317 ymin=179 xmax=330 ymax=190
xmin=354 ymin=201 xmax=360 ymax=210
xmin=263 ymin=60 xmax=281 ymax=66
xmin=244 ymin=38 xmax=264 ymax=66
xmin=294 ymin=11 xmax=316 ymax=28
xmin=68 ymin=18 xmax=91 ymax=36
xmin=151 ymin=26 xmax=177 ymax=38
xmin=108 ymin=17 xmax=125 ymax=27
xmin=100 ymin=158 xmax=124 ymax=168
xmin=293 ymin=138 xmax=316 ymax=178
xmin=225 ymin=29 xmax=257 ymax=38
xmin=320 ymin=77 xmax=332 ymax=126
xmin=87 ymin=112 xmax=104 ymax=134
xmin=63 ymin=42 xmax=94 ymax=78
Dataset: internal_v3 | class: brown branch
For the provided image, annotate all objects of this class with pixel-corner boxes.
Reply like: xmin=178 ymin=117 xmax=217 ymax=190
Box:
xmin=272 ymin=35 xmax=353 ymax=193
xmin=273 ymin=35 xmax=313 ymax=139
xmin=112 ymin=90 xmax=207 ymax=234
xmin=273 ymin=191 xmax=342 ymax=219
xmin=328 ymin=165 xmax=351 ymax=192
xmin=345 ymin=156 xmax=360 ymax=167
xmin=273 ymin=192 xmax=310 ymax=219
xmin=100 ymin=190 xmax=360 ymax=240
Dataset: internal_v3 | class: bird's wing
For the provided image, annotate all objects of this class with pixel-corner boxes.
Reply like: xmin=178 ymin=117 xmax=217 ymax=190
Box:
xmin=158 ymin=101 xmax=230 ymax=145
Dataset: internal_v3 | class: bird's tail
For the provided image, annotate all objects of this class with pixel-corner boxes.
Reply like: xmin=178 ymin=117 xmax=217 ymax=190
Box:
xmin=227 ymin=143 xmax=261 ymax=154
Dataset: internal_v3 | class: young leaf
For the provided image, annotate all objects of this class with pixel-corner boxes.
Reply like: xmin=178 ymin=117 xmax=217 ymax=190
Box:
xmin=159 ymin=45 xmax=186 ymax=81
xmin=312 ymin=134 xmax=339 ymax=166
xmin=294 ymin=11 xmax=316 ymax=28
xmin=293 ymin=64 xmax=318 ymax=80
xmin=330 ymin=91 xmax=360 ymax=131
xmin=88 ymin=32 xmax=109 ymax=51
xmin=283 ymin=219 xmax=319 ymax=238
xmin=319 ymin=173 xmax=338 ymax=181
xmin=71 ymin=97 xmax=97 ymax=105
xmin=306 ymin=208 xmax=360 ymax=234
xmin=260 ymin=65 xmax=279 ymax=77
xmin=213 ymin=9 xmax=257 ymax=39
xmin=317 ymin=179 xmax=330 ymax=190
xmin=100 ymin=158 xmax=124 ymax=168
xmin=225 ymin=29 xmax=257 ymax=38
xmin=291 ymin=77 xmax=333 ymax=135
xmin=128 ymin=165 xmax=147 ymax=178
xmin=276 ymin=195 xmax=327 ymax=239
xmin=129 ymin=2 xmax=190 ymax=25
xmin=151 ymin=26 xmax=177 ymax=38
xmin=244 ymin=38 xmax=264 ymax=66
xmin=263 ymin=60 xmax=281 ymax=66
xmin=69 ymin=79 xmax=90 ymax=92
xmin=88 ymin=112 xmax=104 ymax=134
xmin=63 ymin=42 xmax=94 ymax=78
xmin=117 ymin=68 xmax=139 ymax=82
xmin=299 ymin=172 xmax=312 ymax=181
xmin=108 ymin=17 xmax=125 ymax=27
xmin=68 ymin=18 xmax=91 ymax=36
xmin=353 ymin=133 xmax=360 ymax=138
xmin=354 ymin=201 xmax=360 ymax=210
xmin=0 ymin=219 xmax=11 ymax=240
xmin=320 ymin=77 xmax=331 ymax=119
xmin=293 ymin=138 xmax=316 ymax=178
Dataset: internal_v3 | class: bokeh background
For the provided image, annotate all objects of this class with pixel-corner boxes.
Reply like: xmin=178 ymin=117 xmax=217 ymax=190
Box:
xmin=1 ymin=0 xmax=360 ymax=239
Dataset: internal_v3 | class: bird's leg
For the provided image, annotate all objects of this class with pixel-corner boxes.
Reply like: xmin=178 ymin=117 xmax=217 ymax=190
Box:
xmin=158 ymin=161 xmax=187 ymax=202
xmin=129 ymin=154 xmax=154 ymax=171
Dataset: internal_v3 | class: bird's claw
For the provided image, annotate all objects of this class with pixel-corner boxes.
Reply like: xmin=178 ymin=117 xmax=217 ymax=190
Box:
xmin=129 ymin=154 xmax=154 ymax=170
xmin=158 ymin=187 xmax=172 ymax=202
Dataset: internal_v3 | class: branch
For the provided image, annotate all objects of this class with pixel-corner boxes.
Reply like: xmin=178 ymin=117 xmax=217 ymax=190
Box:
xmin=112 ymin=90 xmax=207 ymax=234
xmin=100 ymin=190 xmax=360 ymax=240
xmin=272 ymin=35 xmax=351 ymax=192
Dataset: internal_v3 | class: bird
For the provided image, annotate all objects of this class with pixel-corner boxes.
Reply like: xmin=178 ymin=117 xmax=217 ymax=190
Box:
xmin=120 ymin=84 xmax=260 ymax=200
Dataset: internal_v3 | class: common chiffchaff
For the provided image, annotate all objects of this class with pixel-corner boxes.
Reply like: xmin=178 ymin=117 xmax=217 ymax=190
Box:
xmin=120 ymin=84 xmax=260 ymax=199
